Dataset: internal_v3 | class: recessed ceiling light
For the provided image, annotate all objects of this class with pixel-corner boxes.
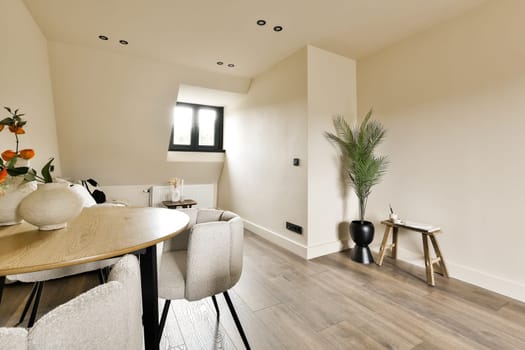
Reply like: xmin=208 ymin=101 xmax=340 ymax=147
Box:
xmin=98 ymin=35 xmax=109 ymax=40
xmin=227 ymin=64 xmax=235 ymax=68
xmin=119 ymin=40 xmax=128 ymax=45
xmin=273 ymin=25 xmax=283 ymax=32
xmin=256 ymin=19 xmax=266 ymax=26
xmin=217 ymin=61 xmax=224 ymax=65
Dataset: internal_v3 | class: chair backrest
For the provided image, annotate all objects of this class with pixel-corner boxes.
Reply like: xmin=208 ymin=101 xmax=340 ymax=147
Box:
xmin=184 ymin=212 xmax=244 ymax=301
xmin=0 ymin=255 xmax=143 ymax=350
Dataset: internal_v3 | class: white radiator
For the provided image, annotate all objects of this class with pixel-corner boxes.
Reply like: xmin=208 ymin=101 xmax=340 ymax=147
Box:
xmin=148 ymin=184 xmax=215 ymax=208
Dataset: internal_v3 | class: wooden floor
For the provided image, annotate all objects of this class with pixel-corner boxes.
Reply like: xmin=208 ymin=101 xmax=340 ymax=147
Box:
xmin=1 ymin=230 xmax=525 ymax=349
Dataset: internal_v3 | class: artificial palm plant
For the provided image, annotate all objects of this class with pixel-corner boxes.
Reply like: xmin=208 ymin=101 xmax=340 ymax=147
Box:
xmin=325 ymin=109 xmax=388 ymax=221
xmin=325 ymin=109 xmax=388 ymax=264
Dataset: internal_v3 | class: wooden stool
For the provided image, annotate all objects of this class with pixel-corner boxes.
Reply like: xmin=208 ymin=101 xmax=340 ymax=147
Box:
xmin=377 ymin=220 xmax=449 ymax=286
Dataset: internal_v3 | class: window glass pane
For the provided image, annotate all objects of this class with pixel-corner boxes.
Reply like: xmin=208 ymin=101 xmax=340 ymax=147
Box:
xmin=198 ymin=108 xmax=216 ymax=146
xmin=173 ymin=106 xmax=193 ymax=145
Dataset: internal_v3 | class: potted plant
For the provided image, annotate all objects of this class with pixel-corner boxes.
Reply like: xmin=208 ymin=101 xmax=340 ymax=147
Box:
xmin=325 ymin=109 xmax=388 ymax=264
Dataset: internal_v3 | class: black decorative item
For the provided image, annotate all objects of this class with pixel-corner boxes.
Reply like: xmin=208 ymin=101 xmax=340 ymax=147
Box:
xmin=119 ymin=40 xmax=128 ymax=45
xmin=227 ymin=63 xmax=235 ymax=68
xmin=273 ymin=25 xmax=283 ymax=32
xmin=217 ymin=61 xmax=224 ymax=65
xmin=98 ymin=35 xmax=108 ymax=40
xmin=349 ymin=221 xmax=375 ymax=264
xmin=256 ymin=19 xmax=266 ymax=26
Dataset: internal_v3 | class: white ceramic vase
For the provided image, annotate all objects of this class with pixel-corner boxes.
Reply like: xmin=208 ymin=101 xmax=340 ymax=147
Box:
xmin=0 ymin=178 xmax=37 ymax=226
xmin=18 ymin=182 xmax=84 ymax=230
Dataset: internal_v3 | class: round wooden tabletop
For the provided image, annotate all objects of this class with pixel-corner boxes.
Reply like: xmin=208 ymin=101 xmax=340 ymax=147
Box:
xmin=0 ymin=206 xmax=189 ymax=275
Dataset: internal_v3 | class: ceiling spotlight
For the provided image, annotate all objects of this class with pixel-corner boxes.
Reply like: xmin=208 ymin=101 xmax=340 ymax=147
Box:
xmin=256 ymin=19 xmax=266 ymax=26
xmin=217 ymin=61 xmax=224 ymax=65
xmin=98 ymin=35 xmax=109 ymax=40
xmin=119 ymin=40 xmax=128 ymax=45
xmin=227 ymin=64 xmax=235 ymax=68
xmin=273 ymin=25 xmax=283 ymax=32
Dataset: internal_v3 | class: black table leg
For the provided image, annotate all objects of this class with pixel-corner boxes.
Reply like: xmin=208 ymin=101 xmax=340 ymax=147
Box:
xmin=140 ymin=245 xmax=159 ymax=350
xmin=0 ymin=276 xmax=5 ymax=304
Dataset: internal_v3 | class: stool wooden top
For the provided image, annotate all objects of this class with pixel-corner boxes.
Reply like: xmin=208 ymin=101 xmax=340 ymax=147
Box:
xmin=0 ymin=206 xmax=189 ymax=275
xmin=381 ymin=220 xmax=441 ymax=234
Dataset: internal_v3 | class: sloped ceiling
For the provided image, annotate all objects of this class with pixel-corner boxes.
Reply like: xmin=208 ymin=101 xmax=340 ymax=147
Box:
xmin=23 ymin=0 xmax=485 ymax=78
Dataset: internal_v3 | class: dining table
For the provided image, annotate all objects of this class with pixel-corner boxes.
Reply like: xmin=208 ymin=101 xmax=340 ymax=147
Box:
xmin=0 ymin=206 xmax=189 ymax=350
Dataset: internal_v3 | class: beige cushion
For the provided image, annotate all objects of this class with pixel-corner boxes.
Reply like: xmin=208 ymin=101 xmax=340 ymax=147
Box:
xmin=0 ymin=328 xmax=27 ymax=350
xmin=158 ymin=251 xmax=187 ymax=300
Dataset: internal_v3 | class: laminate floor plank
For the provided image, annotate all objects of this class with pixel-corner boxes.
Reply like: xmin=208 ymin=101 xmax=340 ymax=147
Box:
xmin=170 ymin=298 xmax=238 ymax=350
xmin=1 ymin=230 xmax=524 ymax=350
xmin=255 ymin=303 xmax=335 ymax=349
xmin=215 ymin=289 xmax=285 ymax=350
xmin=159 ymin=299 xmax=186 ymax=350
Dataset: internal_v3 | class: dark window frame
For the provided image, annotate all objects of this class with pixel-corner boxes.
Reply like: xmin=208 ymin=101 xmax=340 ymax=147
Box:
xmin=169 ymin=102 xmax=224 ymax=152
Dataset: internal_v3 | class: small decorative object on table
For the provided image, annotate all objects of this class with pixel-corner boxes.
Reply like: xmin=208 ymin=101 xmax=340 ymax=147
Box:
xmin=389 ymin=204 xmax=400 ymax=223
xmin=0 ymin=107 xmax=37 ymax=225
xmin=168 ymin=177 xmax=184 ymax=202
xmin=19 ymin=158 xmax=84 ymax=230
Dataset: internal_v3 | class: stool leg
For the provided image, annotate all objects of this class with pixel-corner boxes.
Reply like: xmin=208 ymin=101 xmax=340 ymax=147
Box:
xmin=429 ymin=234 xmax=449 ymax=278
xmin=422 ymin=234 xmax=434 ymax=286
xmin=392 ymin=227 xmax=399 ymax=259
xmin=377 ymin=226 xmax=392 ymax=266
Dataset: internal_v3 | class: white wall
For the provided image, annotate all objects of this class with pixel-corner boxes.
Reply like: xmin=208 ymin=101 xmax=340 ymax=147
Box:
xmin=48 ymin=41 xmax=250 ymax=188
xmin=219 ymin=46 xmax=357 ymax=258
xmin=357 ymin=0 xmax=525 ymax=301
xmin=218 ymin=48 xmax=308 ymax=250
xmin=307 ymin=46 xmax=357 ymax=257
xmin=0 ymin=0 xmax=61 ymax=174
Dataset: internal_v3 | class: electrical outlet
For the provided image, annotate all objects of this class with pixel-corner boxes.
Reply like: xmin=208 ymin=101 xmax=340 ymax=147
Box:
xmin=286 ymin=221 xmax=303 ymax=234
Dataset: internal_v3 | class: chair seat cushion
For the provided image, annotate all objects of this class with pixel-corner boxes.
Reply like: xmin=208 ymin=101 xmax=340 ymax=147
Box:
xmin=158 ymin=251 xmax=187 ymax=300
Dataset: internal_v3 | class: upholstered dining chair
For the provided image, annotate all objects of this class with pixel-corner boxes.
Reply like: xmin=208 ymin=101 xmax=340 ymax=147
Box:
xmin=7 ymin=184 xmax=120 ymax=327
xmin=0 ymin=254 xmax=143 ymax=350
xmin=157 ymin=208 xmax=250 ymax=349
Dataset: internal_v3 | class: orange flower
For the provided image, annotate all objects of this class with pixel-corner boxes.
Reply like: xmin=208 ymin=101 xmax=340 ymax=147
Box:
xmin=0 ymin=168 xmax=7 ymax=184
xmin=8 ymin=126 xmax=25 ymax=134
xmin=1 ymin=150 xmax=17 ymax=161
xmin=0 ymin=125 xmax=4 ymax=132
xmin=19 ymin=149 xmax=35 ymax=160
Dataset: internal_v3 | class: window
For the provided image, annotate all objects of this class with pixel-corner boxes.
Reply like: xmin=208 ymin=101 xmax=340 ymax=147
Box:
xmin=169 ymin=102 xmax=224 ymax=152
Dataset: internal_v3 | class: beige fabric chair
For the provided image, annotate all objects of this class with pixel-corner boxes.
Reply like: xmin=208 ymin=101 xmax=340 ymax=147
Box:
xmin=0 ymin=254 xmax=143 ymax=350
xmin=7 ymin=184 xmax=121 ymax=327
xmin=158 ymin=208 xmax=250 ymax=349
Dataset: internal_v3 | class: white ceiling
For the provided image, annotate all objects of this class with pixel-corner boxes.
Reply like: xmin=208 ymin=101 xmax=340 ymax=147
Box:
xmin=24 ymin=0 xmax=485 ymax=78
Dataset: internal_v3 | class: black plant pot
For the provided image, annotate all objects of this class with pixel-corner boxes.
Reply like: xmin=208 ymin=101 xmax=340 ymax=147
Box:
xmin=349 ymin=220 xmax=375 ymax=264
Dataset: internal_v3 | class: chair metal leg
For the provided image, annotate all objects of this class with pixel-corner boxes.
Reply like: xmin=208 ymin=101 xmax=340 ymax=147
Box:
xmin=16 ymin=282 xmax=40 ymax=326
xmin=0 ymin=276 xmax=5 ymax=304
xmin=223 ymin=291 xmax=250 ymax=350
xmin=157 ymin=299 xmax=171 ymax=344
xmin=211 ymin=295 xmax=220 ymax=318
xmin=97 ymin=269 xmax=106 ymax=284
xmin=28 ymin=282 xmax=44 ymax=327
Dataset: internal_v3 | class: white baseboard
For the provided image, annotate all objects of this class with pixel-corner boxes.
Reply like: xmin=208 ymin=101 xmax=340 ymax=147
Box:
xmin=306 ymin=239 xmax=350 ymax=259
xmin=371 ymin=245 xmax=525 ymax=303
xmin=244 ymin=220 xmax=308 ymax=258
xmin=243 ymin=220 xmax=350 ymax=260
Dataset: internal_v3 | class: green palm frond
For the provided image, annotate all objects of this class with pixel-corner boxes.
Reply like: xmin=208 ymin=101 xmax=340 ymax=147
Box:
xmin=325 ymin=109 xmax=388 ymax=220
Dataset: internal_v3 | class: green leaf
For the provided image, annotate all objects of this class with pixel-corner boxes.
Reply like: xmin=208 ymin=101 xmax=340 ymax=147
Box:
xmin=41 ymin=158 xmax=54 ymax=183
xmin=4 ymin=106 xmax=12 ymax=113
xmin=0 ymin=117 xmax=12 ymax=125
xmin=7 ymin=157 xmax=18 ymax=168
